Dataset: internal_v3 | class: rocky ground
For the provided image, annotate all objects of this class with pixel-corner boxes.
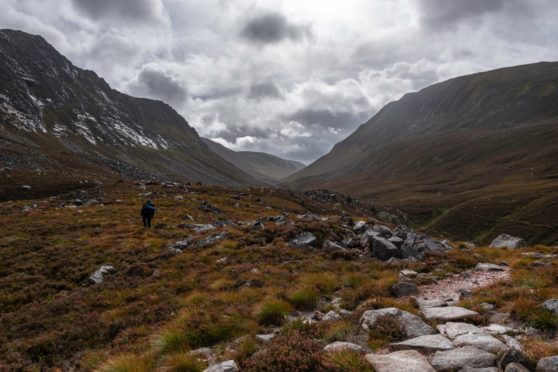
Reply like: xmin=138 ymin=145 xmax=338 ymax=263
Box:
xmin=1 ymin=180 xmax=558 ymax=371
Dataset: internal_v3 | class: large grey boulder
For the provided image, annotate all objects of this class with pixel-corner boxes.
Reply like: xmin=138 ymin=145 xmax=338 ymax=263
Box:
xmin=431 ymin=346 xmax=496 ymax=371
xmin=422 ymin=307 xmax=479 ymax=321
xmin=437 ymin=322 xmax=484 ymax=339
xmin=505 ymin=363 xmax=530 ymax=372
xmin=324 ymin=341 xmax=364 ymax=353
xmin=390 ymin=334 xmax=454 ymax=352
xmin=365 ymin=350 xmax=435 ymax=372
xmin=489 ymin=234 xmax=527 ymax=249
xmin=460 ymin=368 xmax=499 ymax=372
xmin=537 ymin=356 xmax=558 ymax=372
xmin=203 ymin=360 xmax=239 ymax=372
xmin=453 ymin=333 xmax=507 ymax=353
xmin=372 ymin=236 xmax=401 ymax=260
xmin=360 ymin=307 xmax=435 ymax=338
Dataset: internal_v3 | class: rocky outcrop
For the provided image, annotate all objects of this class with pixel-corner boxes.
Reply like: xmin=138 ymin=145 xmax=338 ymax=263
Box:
xmin=366 ymin=350 xmax=436 ymax=372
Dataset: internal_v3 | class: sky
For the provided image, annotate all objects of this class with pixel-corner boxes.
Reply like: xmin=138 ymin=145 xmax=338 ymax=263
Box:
xmin=1 ymin=0 xmax=558 ymax=163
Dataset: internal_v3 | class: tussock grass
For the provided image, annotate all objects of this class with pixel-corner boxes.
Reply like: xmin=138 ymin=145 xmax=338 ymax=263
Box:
xmin=256 ymin=299 xmax=291 ymax=326
xmin=289 ymin=287 xmax=320 ymax=310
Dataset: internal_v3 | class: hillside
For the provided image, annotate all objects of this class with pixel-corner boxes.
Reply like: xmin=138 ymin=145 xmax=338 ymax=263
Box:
xmin=202 ymin=138 xmax=305 ymax=184
xmin=285 ymin=62 xmax=558 ymax=245
xmin=0 ymin=29 xmax=260 ymax=200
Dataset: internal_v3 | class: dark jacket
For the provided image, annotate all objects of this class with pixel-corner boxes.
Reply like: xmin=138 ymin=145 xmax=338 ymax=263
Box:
xmin=140 ymin=202 xmax=156 ymax=217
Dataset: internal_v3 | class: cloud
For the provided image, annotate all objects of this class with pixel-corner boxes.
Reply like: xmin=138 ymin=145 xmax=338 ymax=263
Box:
xmin=417 ymin=0 xmax=531 ymax=30
xmin=3 ymin=0 xmax=558 ymax=162
xmin=132 ymin=65 xmax=188 ymax=106
xmin=71 ymin=0 xmax=163 ymax=22
xmin=241 ymin=11 xmax=312 ymax=44
xmin=248 ymin=82 xmax=284 ymax=100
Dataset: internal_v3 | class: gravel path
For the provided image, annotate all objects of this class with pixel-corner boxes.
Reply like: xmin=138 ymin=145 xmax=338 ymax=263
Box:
xmin=418 ymin=267 xmax=511 ymax=302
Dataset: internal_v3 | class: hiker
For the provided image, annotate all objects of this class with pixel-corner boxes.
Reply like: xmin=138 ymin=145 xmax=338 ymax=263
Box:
xmin=140 ymin=200 xmax=156 ymax=228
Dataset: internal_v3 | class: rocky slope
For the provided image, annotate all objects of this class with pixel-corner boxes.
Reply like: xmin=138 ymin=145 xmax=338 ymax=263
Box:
xmin=0 ymin=29 xmax=261 ymax=200
xmin=202 ymin=138 xmax=305 ymax=184
xmin=285 ymin=62 xmax=558 ymax=245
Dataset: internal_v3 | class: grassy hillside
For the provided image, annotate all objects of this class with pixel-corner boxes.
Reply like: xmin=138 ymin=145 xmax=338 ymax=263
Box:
xmin=285 ymin=62 xmax=558 ymax=245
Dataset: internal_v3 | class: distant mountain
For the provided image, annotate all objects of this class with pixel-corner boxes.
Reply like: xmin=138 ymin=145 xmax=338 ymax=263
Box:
xmin=285 ymin=62 xmax=558 ymax=244
xmin=0 ymin=29 xmax=260 ymax=199
xmin=202 ymin=138 xmax=305 ymax=184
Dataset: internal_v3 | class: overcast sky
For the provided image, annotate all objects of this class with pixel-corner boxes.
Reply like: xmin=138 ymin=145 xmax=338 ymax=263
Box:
xmin=2 ymin=0 xmax=558 ymax=163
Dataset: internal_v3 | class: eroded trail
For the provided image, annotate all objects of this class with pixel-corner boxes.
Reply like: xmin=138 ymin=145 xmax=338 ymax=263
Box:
xmin=418 ymin=265 xmax=511 ymax=302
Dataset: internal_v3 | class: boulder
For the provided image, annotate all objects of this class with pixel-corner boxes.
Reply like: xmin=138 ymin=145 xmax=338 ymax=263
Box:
xmin=505 ymin=363 xmax=530 ymax=372
xmin=324 ymin=341 xmax=364 ymax=353
xmin=422 ymin=307 xmax=479 ymax=321
xmin=170 ymin=238 xmax=193 ymax=252
xmin=476 ymin=263 xmax=506 ymax=272
xmin=360 ymin=307 xmax=435 ymax=338
xmin=365 ymin=350 xmax=435 ymax=372
xmin=390 ymin=334 xmax=454 ymax=352
xmin=489 ymin=234 xmax=527 ymax=249
xmin=401 ymin=233 xmax=422 ymax=259
xmin=542 ymin=299 xmax=558 ymax=314
xmin=423 ymin=237 xmax=453 ymax=252
xmin=360 ymin=229 xmax=379 ymax=248
xmin=322 ymin=240 xmax=346 ymax=252
xmin=400 ymin=269 xmax=418 ymax=278
xmin=353 ymin=220 xmax=368 ymax=233
xmin=431 ymin=346 xmax=496 ymax=371
xmin=453 ymin=333 xmax=507 ymax=353
xmin=391 ymin=282 xmax=420 ymax=297
xmin=437 ymin=322 xmax=484 ymax=339
xmin=290 ymin=232 xmax=317 ymax=247
xmin=537 ymin=356 xmax=558 ymax=372
xmin=459 ymin=368 xmax=499 ymax=372
xmin=203 ymin=360 xmax=239 ymax=372
xmin=389 ymin=236 xmax=404 ymax=247
xmin=372 ymin=236 xmax=401 ymax=260
xmin=89 ymin=265 xmax=115 ymax=284
xmin=372 ymin=224 xmax=393 ymax=237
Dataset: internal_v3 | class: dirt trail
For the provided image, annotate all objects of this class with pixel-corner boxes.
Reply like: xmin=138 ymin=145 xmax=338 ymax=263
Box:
xmin=418 ymin=267 xmax=511 ymax=302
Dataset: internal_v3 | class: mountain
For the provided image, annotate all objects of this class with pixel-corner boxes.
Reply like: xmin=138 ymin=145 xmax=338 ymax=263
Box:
xmin=0 ymin=29 xmax=260 ymax=199
xmin=202 ymin=138 xmax=305 ymax=184
xmin=285 ymin=62 xmax=558 ymax=244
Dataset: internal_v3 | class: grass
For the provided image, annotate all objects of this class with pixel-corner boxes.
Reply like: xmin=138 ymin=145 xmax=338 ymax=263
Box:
xmin=289 ymin=287 xmax=320 ymax=310
xmin=256 ymin=299 xmax=291 ymax=325
xmin=98 ymin=354 xmax=154 ymax=372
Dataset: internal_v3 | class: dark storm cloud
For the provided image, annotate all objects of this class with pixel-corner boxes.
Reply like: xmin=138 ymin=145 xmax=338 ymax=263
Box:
xmin=248 ymin=82 xmax=284 ymax=100
xmin=288 ymin=109 xmax=367 ymax=131
xmin=241 ymin=12 xmax=312 ymax=44
xmin=138 ymin=68 xmax=188 ymax=106
xmin=71 ymin=0 xmax=161 ymax=21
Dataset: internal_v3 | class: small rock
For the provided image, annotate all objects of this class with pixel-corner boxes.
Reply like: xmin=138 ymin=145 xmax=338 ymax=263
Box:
xmin=489 ymin=234 xmax=527 ymax=249
xmin=482 ymin=324 xmax=516 ymax=335
xmin=290 ymin=232 xmax=317 ymax=247
xmin=365 ymin=350 xmax=435 ymax=372
xmin=480 ymin=303 xmax=495 ymax=311
xmin=322 ymin=240 xmax=346 ymax=252
xmin=203 ymin=360 xmax=239 ymax=372
xmin=19 ymin=185 xmax=32 ymax=191
xmin=459 ymin=368 xmax=499 ymax=372
xmin=189 ymin=347 xmax=213 ymax=361
xmin=476 ymin=263 xmax=506 ymax=271
xmin=400 ymin=269 xmax=419 ymax=278
xmin=390 ymin=334 xmax=454 ymax=352
xmin=504 ymin=363 xmax=530 ymax=372
xmin=537 ymin=356 xmax=558 ymax=372
xmin=431 ymin=346 xmax=496 ymax=371
xmin=216 ymin=257 xmax=228 ymax=264
xmin=255 ymin=334 xmax=275 ymax=343
xmin=422 ymin=307 xmax=479 ymax=321
xmin=392 ymin=282 xmax=420 ymax=297
xmin=324 ymin=341 xmax=364 ymax=353
xmin=322 ymin=311 xmax=341 ymax=321
xmin=542 ymin=299 xmax=558 ymax=314
xmin=89 ymin=265 xmax=115 ymax=284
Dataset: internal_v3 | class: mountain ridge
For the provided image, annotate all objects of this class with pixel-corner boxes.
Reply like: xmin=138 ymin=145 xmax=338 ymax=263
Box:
xmin=0 ymin=28 xmax=262 ymax=199
xmin=285 ymin=61 xmax=558 ymax=244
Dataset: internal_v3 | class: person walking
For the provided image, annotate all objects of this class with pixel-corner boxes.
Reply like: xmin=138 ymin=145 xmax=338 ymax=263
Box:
xmin=140 ymin=200 xmax=156 ymax=228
